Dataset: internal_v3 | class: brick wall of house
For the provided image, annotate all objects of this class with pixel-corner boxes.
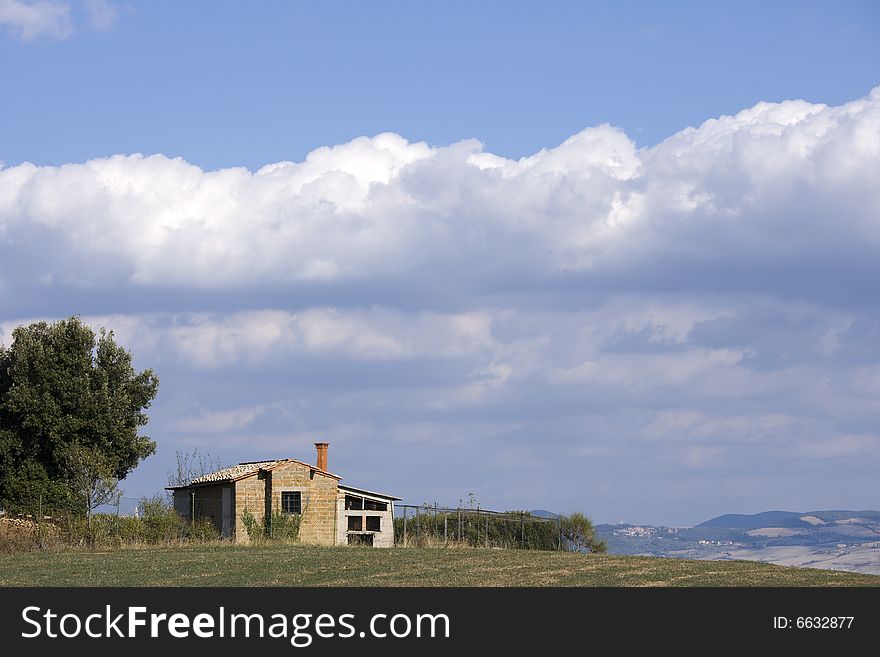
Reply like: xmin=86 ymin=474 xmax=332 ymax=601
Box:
xmin=233 ymin=474 xmax=266 ymax=543
xmin=268 ymin=461 xmax=339 ymax=546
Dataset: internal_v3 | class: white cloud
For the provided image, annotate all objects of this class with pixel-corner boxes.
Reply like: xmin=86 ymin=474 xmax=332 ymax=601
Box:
xmin=2 ymin=88 xmax=878 ymax=296
xmin=640 ymin=410 xmax=805 ymax=444
xmin=6 ymin=308 xmax=497 ymax=368
xmin=0 ymin=0 xmax=120 ymax=41
xmin=171 ymin=404 xmax=270 ymax=434
xmin=0 ymin=0 xmax=72 ymax=40
xmin=161 ymin=308 xmax=499 ymax=367
xmin=84 ymin=0 xmax=114 ymax=30
xmin=795 ymin=434 xmax=880 ymax=459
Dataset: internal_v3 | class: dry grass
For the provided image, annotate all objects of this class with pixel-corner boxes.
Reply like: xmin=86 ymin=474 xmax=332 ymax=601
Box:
xmin=0 ymin=517 xmax=65 ymax=552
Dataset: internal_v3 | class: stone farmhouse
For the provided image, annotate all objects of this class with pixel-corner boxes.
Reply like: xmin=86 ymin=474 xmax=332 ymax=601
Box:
xmin=166 ymin=443 xmax=400 ymax=547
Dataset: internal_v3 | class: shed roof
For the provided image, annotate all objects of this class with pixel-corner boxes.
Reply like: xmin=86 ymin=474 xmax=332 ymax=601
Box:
xmin=166 ymin=457 xmax=341 ymax=490
xmin=339 ymin=484 xmax=402 ymax=501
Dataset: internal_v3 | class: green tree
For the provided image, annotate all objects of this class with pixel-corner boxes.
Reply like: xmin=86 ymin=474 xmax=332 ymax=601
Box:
xmin=0 ymin=317 xmax=159 ymax=509
xmin=65 ymin=442 xmax=121 ymax=530
xmin=561 ymin=512 xmax=607 ymax=553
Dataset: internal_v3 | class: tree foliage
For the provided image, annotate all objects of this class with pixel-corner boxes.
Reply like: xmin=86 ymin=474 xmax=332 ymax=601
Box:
xmin=65 ymin=442 xmax=121 ymax=527
xmin=0 ymin=317 xmax=159 ymax=509
xmin=560 ymin=512 xmax=607 ymax=553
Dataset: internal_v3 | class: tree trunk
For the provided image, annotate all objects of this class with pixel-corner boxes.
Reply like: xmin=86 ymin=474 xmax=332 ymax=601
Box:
xmin=86 ymin=496 xmax=93 ymax=547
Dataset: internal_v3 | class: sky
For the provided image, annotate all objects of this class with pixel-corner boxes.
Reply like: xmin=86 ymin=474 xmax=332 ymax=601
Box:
xmin=1 ymin=1 xmax=879 ymax=526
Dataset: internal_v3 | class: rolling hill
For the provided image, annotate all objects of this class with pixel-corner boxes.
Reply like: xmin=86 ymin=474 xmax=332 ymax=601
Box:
xmin=598 ymin=509 xmax=880 ymax=575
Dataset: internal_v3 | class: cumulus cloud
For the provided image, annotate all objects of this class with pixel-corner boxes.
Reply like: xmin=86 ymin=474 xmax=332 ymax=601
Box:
xmin=0 ymin=0 xmax=72 ymax=40
xmin=1 ymin=88 xmax=878 ymax=303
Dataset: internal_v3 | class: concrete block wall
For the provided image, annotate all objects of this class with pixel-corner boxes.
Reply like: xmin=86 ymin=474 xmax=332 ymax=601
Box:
xmin=336 ymin=491 xmax=395 ymax=547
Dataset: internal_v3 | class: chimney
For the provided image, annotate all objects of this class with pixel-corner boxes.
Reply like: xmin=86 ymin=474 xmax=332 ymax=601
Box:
xmin=314 ymin=442 xmax=329 ymax=472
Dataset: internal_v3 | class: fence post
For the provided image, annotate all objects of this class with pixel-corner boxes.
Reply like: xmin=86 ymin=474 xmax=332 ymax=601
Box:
xmin=476 ymin=505 xmax=480 ymax=549
xmin=485 ymin=514 xmax=489 ymax=549
xmin=444 ymin=512 xmax=448 ymax=546
xmin=458 ymin=508 xmax=462 ymax=543
xmin=520 ymin=511 xmax=525 ymax=549
xmin=403 ymin=506 xmax=408 ymax=547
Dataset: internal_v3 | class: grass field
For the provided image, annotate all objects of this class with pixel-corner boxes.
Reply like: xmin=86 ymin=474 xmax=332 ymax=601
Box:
xmin=1 ymin=543 xmax=878 ymax=586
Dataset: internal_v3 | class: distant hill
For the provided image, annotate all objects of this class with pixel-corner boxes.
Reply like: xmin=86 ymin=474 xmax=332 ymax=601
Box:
xmin=698 ymin=511 xmax=803 ymax=529
xmin=530 ymin=509 xmax=560 ymax=519
xmin=597 ymin=509 xmax=880 ymax=575
xmin=698 ymin=510 xmax=880 ymax=529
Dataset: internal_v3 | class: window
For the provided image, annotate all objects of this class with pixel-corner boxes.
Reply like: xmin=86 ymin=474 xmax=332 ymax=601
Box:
xmin=348 ymin=533 xmax=373 ymax=546
xmin=345 ymin=494 xmax=387 ymax=511
xmin=347 ymin=515 xmax=363 ymax=531
xmin=281 ymin=491 xmax=301 ymax=515
xmin=366 ymin=516 xmax=381 ymax=532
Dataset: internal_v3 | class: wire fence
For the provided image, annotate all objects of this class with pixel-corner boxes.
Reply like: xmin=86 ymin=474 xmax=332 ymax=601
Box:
xmin=3 ymin=497 xmax=576 ymax=552
xmin=395 ymin=504 xmax=564 ymax=551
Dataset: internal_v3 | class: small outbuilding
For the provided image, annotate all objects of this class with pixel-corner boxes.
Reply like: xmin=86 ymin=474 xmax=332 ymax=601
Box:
xmin=166 ymin=442 xmax=399 ymax=547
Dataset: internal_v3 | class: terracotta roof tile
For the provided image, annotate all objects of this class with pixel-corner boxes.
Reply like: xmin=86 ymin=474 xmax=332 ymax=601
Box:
xmin=189 ymin=460 xmax=281 ymax=484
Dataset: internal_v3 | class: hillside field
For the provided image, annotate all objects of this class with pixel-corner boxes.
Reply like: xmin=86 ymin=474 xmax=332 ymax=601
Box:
xmin=0 ymin=543 xmax=878 ymax=586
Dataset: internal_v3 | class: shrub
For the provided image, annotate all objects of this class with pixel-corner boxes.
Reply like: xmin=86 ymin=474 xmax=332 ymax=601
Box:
xmin=240 ymin=508 xmax=264 ymax=542
xmin=1 ymin=492 xmax=223 ymax=552
xmin=394 ymin=509 xmax=562 ymax=550
xmin=239 ymin=508 xmax=300 ymax=542
xmin=140 ymin=495 xmax=186 ymax=543
xmin=268 ymin=510 xmax=300 ymax=541
xmin=187 ymin=518 xmax=221 ymax=542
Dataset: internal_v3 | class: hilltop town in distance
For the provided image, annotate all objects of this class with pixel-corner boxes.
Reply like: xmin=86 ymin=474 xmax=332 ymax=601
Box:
xmin=595 ymin=510 xmax=880 ymax=575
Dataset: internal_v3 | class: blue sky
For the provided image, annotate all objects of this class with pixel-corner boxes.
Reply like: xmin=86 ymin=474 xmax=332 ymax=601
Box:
xmin=1 ymin=1 xmax=879 ymax=525
xmin=4 ymin=1 xmax=879 ymax=169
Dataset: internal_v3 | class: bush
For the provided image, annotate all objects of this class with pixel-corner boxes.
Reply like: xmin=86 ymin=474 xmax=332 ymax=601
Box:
xmin=268 ymin=510 xmax=300 ymax=540
xmin=240 ymin=508 xmax=264 ymax=542
xmin=394 ymin=509 xmax=562 ymax=550
xmin=393 ymin=508 xmax=606 ymax=552
xmin=239 ymin=508 xmax=300 ymax=542
xmin=187 ymin=518 xmax=221 ymax=543
xmin=141 ymin=495 xmax=186 ymax=543
xmin=560 ymin=512 xmax=606 ymax=553
xmin=1 ymin=494 xmax=223 ymax=551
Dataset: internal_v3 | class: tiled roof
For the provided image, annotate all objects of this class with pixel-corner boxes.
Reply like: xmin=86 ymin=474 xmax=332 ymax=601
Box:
xmin=189 ymin=460 xmax=282 ymax=485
